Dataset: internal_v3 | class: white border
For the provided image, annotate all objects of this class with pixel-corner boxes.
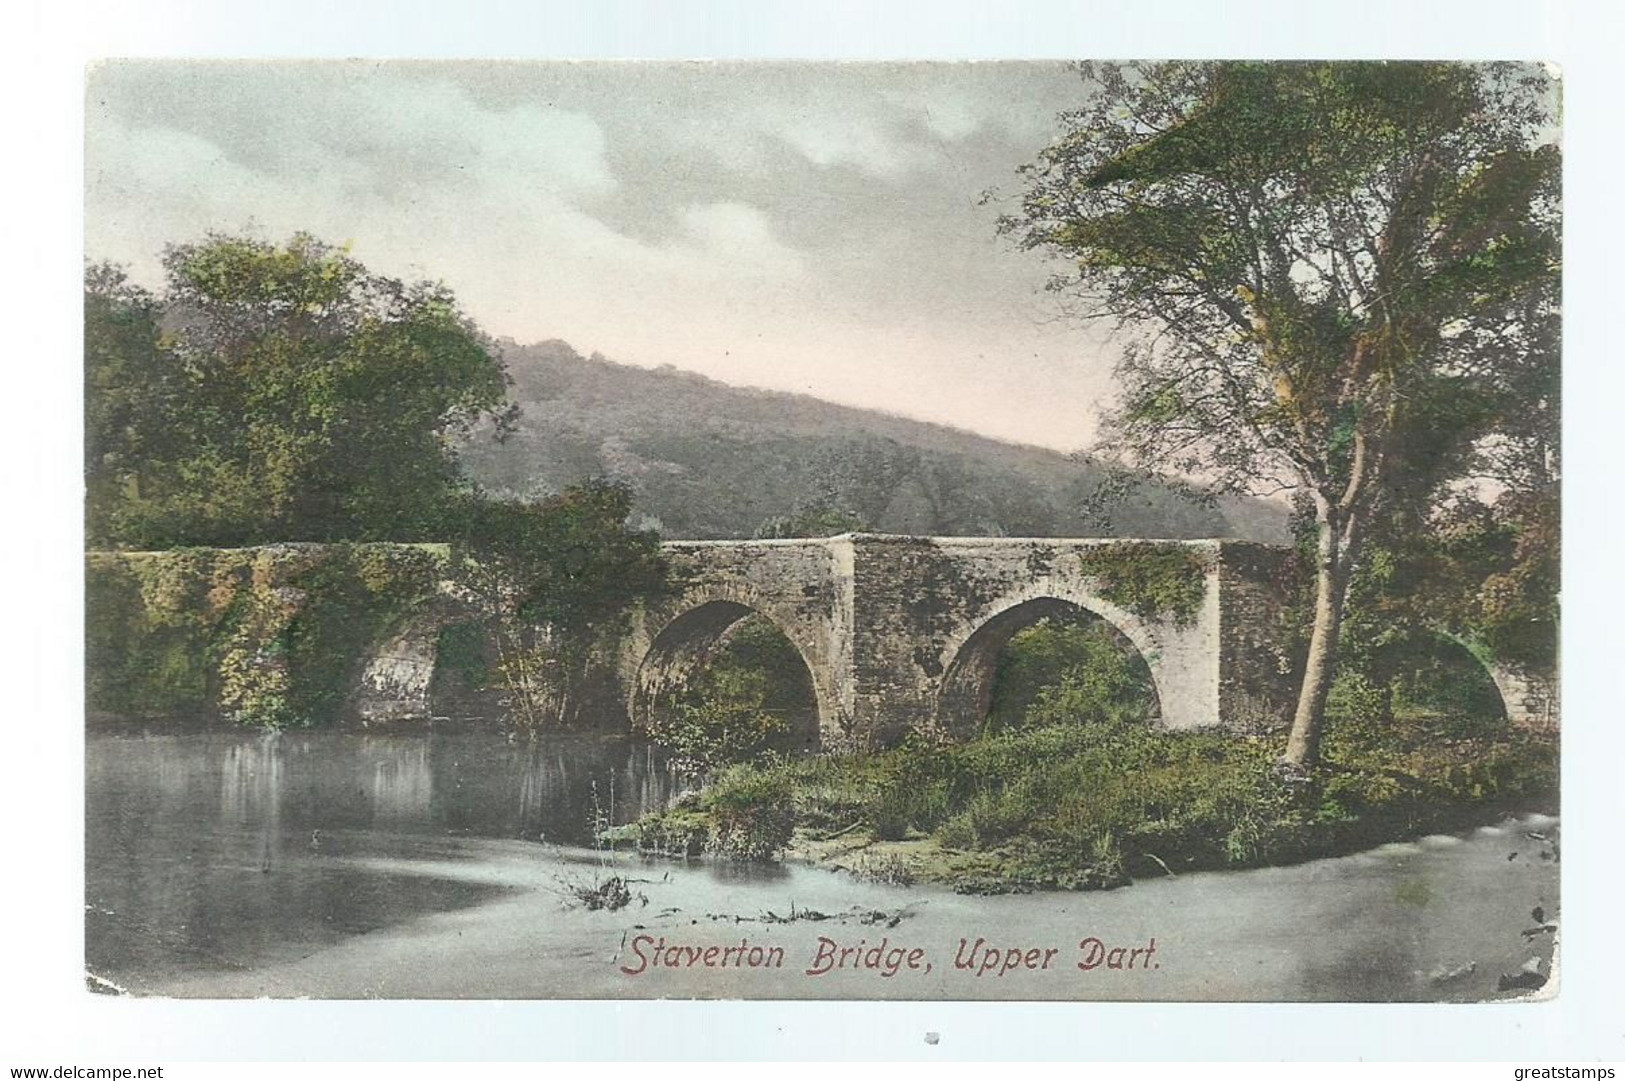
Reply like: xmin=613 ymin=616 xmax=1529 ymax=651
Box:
xmin=4 ymin=0 xmax=1622 ymax=1062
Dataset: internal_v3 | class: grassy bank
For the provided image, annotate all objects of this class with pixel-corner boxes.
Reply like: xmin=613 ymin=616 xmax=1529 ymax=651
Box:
xmin=609 ymin=712 xmax=1557 ymax=892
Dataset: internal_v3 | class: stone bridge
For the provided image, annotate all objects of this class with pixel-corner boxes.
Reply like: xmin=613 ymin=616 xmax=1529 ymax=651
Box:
xmin=356 ymin=533 xmax=1558 ymax=743
xmin=619 ymin=534 xmax=1301 ymax=748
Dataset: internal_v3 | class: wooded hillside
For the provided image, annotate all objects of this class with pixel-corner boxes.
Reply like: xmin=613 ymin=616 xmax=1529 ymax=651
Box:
xmin=461 ymin=340 xmax=1290 ymax=542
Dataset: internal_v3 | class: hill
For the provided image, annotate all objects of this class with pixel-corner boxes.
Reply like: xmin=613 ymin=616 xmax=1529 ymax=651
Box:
xmin=458 ymin=340 xmax=1290 ymax=543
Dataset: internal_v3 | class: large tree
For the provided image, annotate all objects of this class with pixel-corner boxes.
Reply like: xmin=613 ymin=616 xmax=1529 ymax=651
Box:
xmin=998 ymin=61 xmax=1559 ymax=768
xmin=86 ymin=232 xmax=517 ymax=547
xmin=85 ymin=263 xmax=176 ymax=541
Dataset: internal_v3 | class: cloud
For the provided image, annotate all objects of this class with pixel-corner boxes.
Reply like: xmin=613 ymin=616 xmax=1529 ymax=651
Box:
xmin=723 ymin=78 xmax=1052 ymax=181
xmin=677 ymin=202 xmax=805 ymax=275
xmin=773 ymin=112 xmax=931 ymax=178
xmin=611 ymin=70 xmax=1003 ymax=182
xmin=86 ymin=67 xmax=805 ymax=298
xmin=338 ymin=77 xmax=616 ymax=197
xmin=84 ymin=61 xmax=1110 ymax=453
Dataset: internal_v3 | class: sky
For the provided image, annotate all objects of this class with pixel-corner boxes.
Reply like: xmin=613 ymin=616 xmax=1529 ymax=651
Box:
xmin=84 ymin=60 xmax=1121 ymax=452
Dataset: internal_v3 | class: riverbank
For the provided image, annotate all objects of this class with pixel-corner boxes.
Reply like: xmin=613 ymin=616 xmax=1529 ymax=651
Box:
xmin=611 ymin=713 xmax=1558 ymax=892
xmin=83 ymin=723 xmax=1558 ymax=1001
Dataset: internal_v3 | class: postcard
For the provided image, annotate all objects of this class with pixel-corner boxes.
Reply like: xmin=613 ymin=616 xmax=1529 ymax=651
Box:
xmin=83 ymin=59 xmax=1560 ymax=1002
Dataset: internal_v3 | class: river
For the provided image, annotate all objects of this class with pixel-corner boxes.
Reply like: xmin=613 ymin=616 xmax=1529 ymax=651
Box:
xmin=85 ymin=722 xmax=1559 ymax=1002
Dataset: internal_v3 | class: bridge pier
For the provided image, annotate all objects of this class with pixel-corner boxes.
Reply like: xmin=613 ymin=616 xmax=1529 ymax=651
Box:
xmin=1487 ymin=663 xmax=1559 ymax=733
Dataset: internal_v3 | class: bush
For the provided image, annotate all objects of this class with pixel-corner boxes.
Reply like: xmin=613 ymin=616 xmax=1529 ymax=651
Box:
xmin=988 ymin=617 xmax=1156 ymax=731
xmin=701 ymin=766 xmax=796 ymax=860
xmin=605 ymin=805 xmax=711 ymax=857
xmin=608 ymin=769 xmax=797 ymax=861
xmin=1327 ymin=670 xmax=1393 ymax=724
xmin=644 ymin=616 xmax=814 ymax=770
xmin=433 ymin=620 xmax=490 ymax=692
xmin=648 ymin=669 xmax=790 ymax=772
xmin=958 ymin=785 xmax=1034 ymax=847
xmin=87 ymin=551 xmax=219 ymax=716
xmin=450 ymin=482 xmax=667 ymax=731
xmin=859 ymin=740 xmax=954 ymax=839
xmin=936 ymin=810 xmax=978 ymax=850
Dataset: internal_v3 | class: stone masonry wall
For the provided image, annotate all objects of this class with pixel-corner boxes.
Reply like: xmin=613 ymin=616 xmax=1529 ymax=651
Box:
xmin=107 ymin=535 xmax=1548 ymax=740
xmin=843 ymin=536 xmax=1226 ymax=743
xmin=1487 ymin=662 xmax=1561 ymax=734
xmin=620 ymin=538 xmax=856 ymax=745
xmin=617 ymin=535 xmax=1295 ymax=748
xmin=1216 ymin=542 xmax=1303 ymax=735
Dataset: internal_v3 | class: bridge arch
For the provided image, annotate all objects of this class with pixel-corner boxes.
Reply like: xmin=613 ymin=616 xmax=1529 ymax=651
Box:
xmin=629 ymin=598 xmax=828 ymax=755
xmin=354 ymin=594 xmax=476 ymax=724
xmin=1420 ymin=629 xmax=1557 ymax=732
xmin=936 ymin=591 xmax=1167 ymax=738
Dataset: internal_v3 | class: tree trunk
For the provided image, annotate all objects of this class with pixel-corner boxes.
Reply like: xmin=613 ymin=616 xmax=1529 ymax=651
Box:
xmin=1282 ymin=510 xmax=1358 ymax=770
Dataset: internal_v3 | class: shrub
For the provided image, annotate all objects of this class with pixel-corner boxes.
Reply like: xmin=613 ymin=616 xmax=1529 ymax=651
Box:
xmin=644 ymin=616 xmax=812 ymax=770
xmin=605 ymin=805 xmax=711 ymax=857
xmin=648 ymin=669 xmax=791 ymax=772
xmin=959 ymin=785 xmax=1032 ymax=847
xmin=1327 ymin=670 xmax=1392 ymax=724
xmin=988 ymin=617 xmax=1156 ymax=731
xmin=433 ymin=620 xmax=490 ymax=692
xmin=621 ymin=679 xmax=1557 ymax=885
xmin=863 ymin=744 xmax=953 ymax=839
xmin=701 ymin=766 xmax=796 ymax=860
xmin=936 ymin=811 xmax=978 ymax=850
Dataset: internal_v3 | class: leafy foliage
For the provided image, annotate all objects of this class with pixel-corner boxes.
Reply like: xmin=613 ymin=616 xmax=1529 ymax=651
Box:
xmin=86 ymin=545 xmax=442 ymax=727
xmin=1336 ymin=485 xmax=1559 ymax=674
xmin=615 ymin=766 xmax=796 ymax=861
xmin=1077 ymin=542 xmax=1210 ymax=625
xmin=632 ymin=573 xmax=1553 ymax=881
xmin=431 ymin=621 xmax=490 ymax=696
xmin=701 ymin=766 xmax=799 ymax=860
xmin=996 ymin=61 xmax=1560 ymax=766
xmin=86 ymin=233 xmax=515 ymax=548
xmin=986 ymin=615 xmax=1156 ymax=731
xmin=85 ymin=264 xmax=176 ymax=541
xmin=644 ymin=616 xmax=814 ymax=770
xmin=636 ymin=708 xmax=1554 ymax=881
xmin=85 ymin=237 xmax=673 ymax=732
xmin=448 ymin=481 xmax=667 ymax=730
xmin=450 ymin=481 xmax=665 ymax=633
xmin=651 ymin=663 xmax=791 ymax=770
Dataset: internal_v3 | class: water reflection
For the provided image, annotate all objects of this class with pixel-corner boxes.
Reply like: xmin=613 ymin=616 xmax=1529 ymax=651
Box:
xmin=98 ymin=725 xmax=683 ymax=843
xmin=86 ymin=723 xmax=685 ymax=981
